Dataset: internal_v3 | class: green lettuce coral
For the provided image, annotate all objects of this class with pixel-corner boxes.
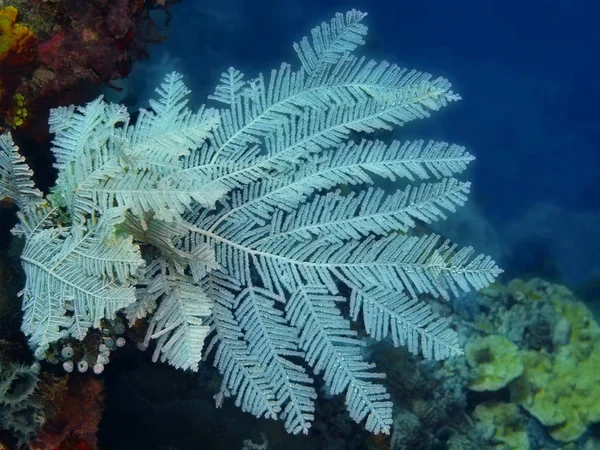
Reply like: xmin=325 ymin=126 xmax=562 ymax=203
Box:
xmin=473 ymin=401 xmax=530 ymax=450
xmin=468 ymin=279 xmax=600 ymax=444
xmin=511 ymin=298 xmax=600 ymax=442
xmin=465 ymin=334 xmax=523 ymax=392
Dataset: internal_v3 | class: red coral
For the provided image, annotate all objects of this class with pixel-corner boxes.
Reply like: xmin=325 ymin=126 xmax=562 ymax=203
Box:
xmin=37 ymin=31 xmax=65 ymax=67
xmin=35 ymin=1 xmax=139 ymax=96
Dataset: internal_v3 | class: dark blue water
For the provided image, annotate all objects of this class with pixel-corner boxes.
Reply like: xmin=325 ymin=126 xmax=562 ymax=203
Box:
xmin=114 ymin=0 xmax=600 ymax=287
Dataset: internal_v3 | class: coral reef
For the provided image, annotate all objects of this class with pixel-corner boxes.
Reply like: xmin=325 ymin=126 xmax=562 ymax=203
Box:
xmin=0 ymin=364 xmax=38 ymax=407
xmin=0 ymin=0 xmax=179 ymax=134
xmin=465 ymin=335 xmax=523 ymax=392
xmin=473 ymin=401 xmax=530 ymax=450
xmin=0 ymin=363 xmax=43 ymax=448
xmin=31 ymin=375 xmax=104 ymax=450
xmin=365 ymin=342 xmax=486 ymax=450
xmin=0 ymin=6 xmax=35 ymax=65
xmin=465 ymin=278 xmax=600 ymax=445
xmin=0 ymin=342 xmax=104 ymax=449
xmin=511 ymin=298 xmax=600 ymax=442
xmin=39 ymin=317 xmax=129 ymax=376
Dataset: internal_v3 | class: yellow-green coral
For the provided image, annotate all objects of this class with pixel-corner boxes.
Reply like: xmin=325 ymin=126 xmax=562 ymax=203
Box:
xmin=471 ymin=279 xmax=600 ymax=443
xmin=507 ymin=278 xmax=546 ymax=302
xmin=11 ymin=93 xmax=28 ymax=128
xmin=510 ymin=299 xmax=600 ymax=442
xmin=0 ymin=6 xmax=34 ymax=61
xmin=465 ymin=334 xmax=523 ymax=392
xmin=473 ymin=401 xmax=530 ymax=450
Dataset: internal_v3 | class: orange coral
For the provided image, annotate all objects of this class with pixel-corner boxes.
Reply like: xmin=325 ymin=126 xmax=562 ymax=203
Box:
xmin=0 ymin=6 xmax=35 ymax=64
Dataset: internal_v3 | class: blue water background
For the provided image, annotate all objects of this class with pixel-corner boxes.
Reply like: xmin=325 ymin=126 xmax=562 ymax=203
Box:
xmin=111 ymin=0 xmax=600 ymax=289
